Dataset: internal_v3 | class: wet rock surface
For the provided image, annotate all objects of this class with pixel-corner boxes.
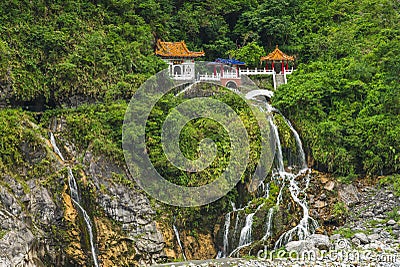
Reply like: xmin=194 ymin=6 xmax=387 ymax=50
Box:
xmin=154 ymin=182 xmax=400 ymax=267
xmin=0 ymin=118 xmax=166 ymax=266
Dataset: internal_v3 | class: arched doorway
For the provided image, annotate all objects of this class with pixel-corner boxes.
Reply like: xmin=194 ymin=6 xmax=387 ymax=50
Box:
xmin=173 ymin=66 xmax=182 ymax=75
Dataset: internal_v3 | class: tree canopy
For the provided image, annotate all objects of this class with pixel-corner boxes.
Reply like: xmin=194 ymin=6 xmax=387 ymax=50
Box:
xmin=0 ymin=0 xmax=398 ymax=178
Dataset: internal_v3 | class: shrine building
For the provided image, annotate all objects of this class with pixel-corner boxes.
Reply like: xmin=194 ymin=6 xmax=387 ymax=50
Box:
xmin=155 ymin=40 xmax=204 ymax=80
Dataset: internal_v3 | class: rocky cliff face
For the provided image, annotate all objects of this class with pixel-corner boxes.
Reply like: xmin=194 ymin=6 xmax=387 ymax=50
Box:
xmin=0 ymin=115 xmax=166 ymax=266
xmin=1 ymin=110 xmax=396 ymax=267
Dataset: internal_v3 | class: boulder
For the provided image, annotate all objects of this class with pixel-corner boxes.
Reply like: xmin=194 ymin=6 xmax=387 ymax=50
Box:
xmin=338 ymin=184 xmax=359 ymax=207
xmin=387 ymin=219 xmax=396 ymax=226
xmin=307 ymin=234 xmax=331 ymax=250
xmin=380 ymin=230 xmax=391 ymax=239
xmin=285 ymin=240 xmax=314 ymax=253
xmin=324 ymin=181 xmax=335 ymax=191
xmin=353 ymin=233 xmax=369 ymax=244
xmin=329 ymin=234 xmax=341 ymax=241
xmin=367 ymin=233 xmax=380 ymax=242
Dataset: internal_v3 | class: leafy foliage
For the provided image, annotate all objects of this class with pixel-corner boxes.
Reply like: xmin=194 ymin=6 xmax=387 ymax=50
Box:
xmin=273 ymin=0 xmax=400 ymax=178
xmin=0 ymin=0 xmax=398 ymax=179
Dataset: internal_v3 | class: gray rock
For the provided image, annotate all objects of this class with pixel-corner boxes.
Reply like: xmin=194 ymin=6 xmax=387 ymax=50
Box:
xmin=29 ymin=186 xmax=59 ymax=225
xmin=387 ymin=219 xmax=397 ymax=226
xmin=307 ymin=234 xmax=331 ymax=250
xmin=364 ymin=211 xmax=374 ymax=218
xmin=367 ymin=233 xmax=380 ymax=242
xmin=329 ymin=234 xmax=341 ymax=241
xmin=338 ymin=184 xmax=359 ymax=206
xmin=373 ymin=228 xmax=381 ymax=234
xmin=380 ymin=230 xmax=391 ymax=239
xmin=353 ymin=233 xmax=369 ymax=244
xmin=392 ymin=230 xmax=400 ymax=237
xmin=285 ymin=240 xmax=314 ymax=253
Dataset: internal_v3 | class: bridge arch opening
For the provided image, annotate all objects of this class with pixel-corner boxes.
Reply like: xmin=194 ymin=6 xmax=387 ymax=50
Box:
xmin=225 ymin=81 xmax=237 ymax=89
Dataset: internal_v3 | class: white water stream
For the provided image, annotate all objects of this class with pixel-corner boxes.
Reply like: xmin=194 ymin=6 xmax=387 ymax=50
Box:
xmin=50 ymin=133 xmax=99 ymax=267
xmin=173 ymin=224 xmax=187 ymax=261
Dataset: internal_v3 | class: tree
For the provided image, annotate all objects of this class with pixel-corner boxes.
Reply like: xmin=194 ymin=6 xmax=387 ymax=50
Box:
xmin=226 ymin=42 xmax=265 ymax=68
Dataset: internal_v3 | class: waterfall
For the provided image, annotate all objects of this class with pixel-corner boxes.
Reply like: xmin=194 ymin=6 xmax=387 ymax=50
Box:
xmin=268 ymin=114 xmax=318 ymax=248
xmin=274 ymin=170 xmax=318 ymax=249
xmin=222 ymin=108 xmax=317 ymax=257
xmin=67 ymin=168 xmax=99 ymax=267
xmin=233 ymin=212 xmax=240 ymax=238
xmin=173 ymin=225 xmax=187 ymax=261
xmin=50 ymin=133 xmax=99 ymax=267
xmin=222 ymin=213 xmax=231 ymax=257
xmin=277 ymin=112 xmax=307 ymax=169
xmin=264 ymin=182 xmax=270 ymax=199
xmin=262 ymin=207 xmax=274 ymax=241
xmin=238 ymin=212 xmax=255 ymax=247
xmin=50 ymin=133 xmax=65 ymax=161
xmin=268 ymin=116 xmax=284 ymax=172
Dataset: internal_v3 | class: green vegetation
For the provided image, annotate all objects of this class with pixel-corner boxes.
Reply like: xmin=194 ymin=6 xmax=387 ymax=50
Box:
xmin=0 ymin=229 xmax=7 ymax=239
xmin=273 ymin=0 xmax=400 ymax=179
xmin=386 ymin=207 xmax=400 ymax=222
xmin=379 ymin=175 xmax=400 ymax=196
xmin=145 ymin=84 xmax=263 ymax=187
xmin=332 ymin=201 xmax=349 ymax=218
xmin=332 ymin=227 xmax=371 ymax=239
xmin=0 ymin=0 xmax=397 ymax=181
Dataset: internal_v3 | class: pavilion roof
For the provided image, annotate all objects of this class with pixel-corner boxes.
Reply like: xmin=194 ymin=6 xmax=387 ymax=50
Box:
xmin=155 ymin=40 xmax=205 ymax=58
xmin=261 ymin=45 xmax=294 ymax=61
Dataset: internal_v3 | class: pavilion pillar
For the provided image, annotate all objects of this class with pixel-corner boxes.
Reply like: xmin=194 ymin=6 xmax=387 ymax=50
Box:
xmin=214 ymin=66 xmax=216 ymax=77
xmin=271 ymin=61 xmax=274 ymax=71
xmin=220 ymin=64 xmax=224 ymax=77
xmin=265 ymin=61 xmax=268 ymax=71
xmin=286 ymin=62 xmax=288 ymax=70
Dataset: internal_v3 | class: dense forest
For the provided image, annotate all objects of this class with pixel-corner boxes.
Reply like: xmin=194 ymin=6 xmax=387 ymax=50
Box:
xmin=0 ymin=0 xmax=399 ymax=180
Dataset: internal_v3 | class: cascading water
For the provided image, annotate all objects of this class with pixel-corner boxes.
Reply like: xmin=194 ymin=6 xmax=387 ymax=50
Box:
xmin=67 ymin=169 xmax=99 ymax=267
xmin=262 ymin=207 xmax=274 ymax=241
xmin=275 ymin=110 xmax=307 ymax=169
xmin=50 ymin=133 xmax=99 ymax=267
xmin=169 ymin=69 xmax=317 ymax=258
xmin=222 ymin=212 xmax=231 ymax=257
xmin=221 ymin=102 xmax=317 ymax=257
xmin=50 ymin=133 xmax=65 ymax=161
xmin=238 ymin=212 xmax=255 ymax=247
xmin=173 ymin=224 xmax=187 ymax=261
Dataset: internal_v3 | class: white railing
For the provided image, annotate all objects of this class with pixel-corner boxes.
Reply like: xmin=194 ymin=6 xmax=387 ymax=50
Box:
xmin=199 ymin=73 xmax=220 ymax=81
xmin=222 ymin=71 xmax=240 ymax=78
xmin=199 ymin=71 xmax=239 ymax=81
xmin=172 ymin=73 xmax=195 ymax=80
xmin=239 ymin=67 xmax=294 ymax=76
xmin=284 ymin=68 xmax=294 ymax=75
xmin=239 ymin=68 xmax=275 ymax=75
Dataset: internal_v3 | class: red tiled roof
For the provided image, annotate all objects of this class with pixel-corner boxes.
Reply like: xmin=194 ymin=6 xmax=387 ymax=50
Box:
xmin=155 ymin=40 xmax=205 ymax=58
xmin=261 ymin=45 xmax=294 ymax=61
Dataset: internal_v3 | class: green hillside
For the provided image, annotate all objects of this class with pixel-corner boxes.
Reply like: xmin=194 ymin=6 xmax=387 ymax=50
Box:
xmin=0 ymin=0 xmax=399 ymax=177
